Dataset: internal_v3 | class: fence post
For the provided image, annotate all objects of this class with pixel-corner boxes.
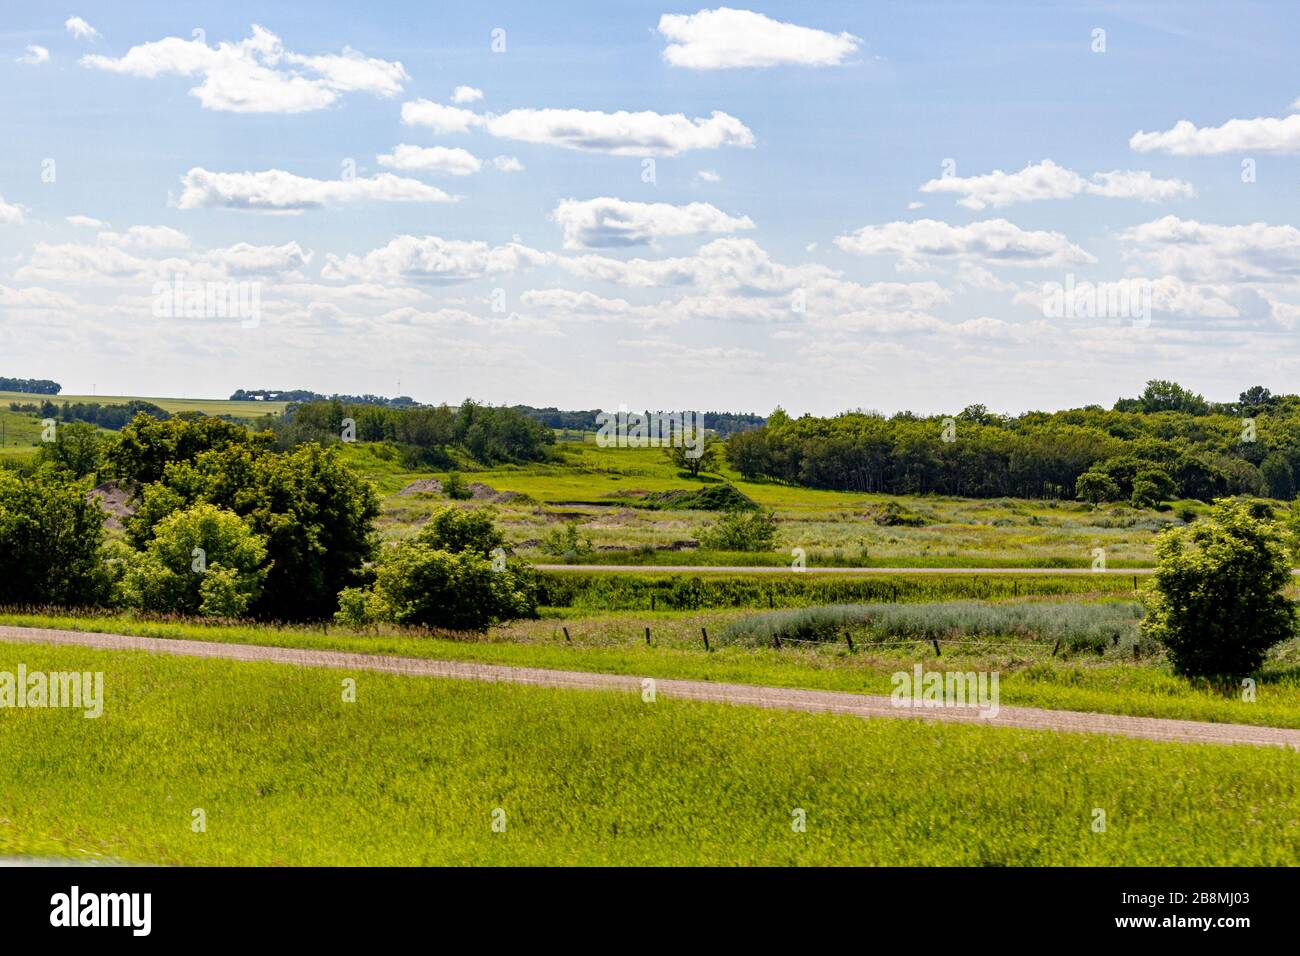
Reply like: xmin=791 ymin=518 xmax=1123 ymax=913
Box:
xmin=651 ymin=594 xmax=656 ymax=612
xmin=645 ymin=626 xmax=651 ymax=646
xmin=1051 ymin=639 xmax=1061 ymax=657
xmin=930 ymin=637 xmax=941 ymax=657
xmin=845 ymin=632 xmax=854 ymax=653
xmin=773 ymin=634 xmax=782 ymax=649
xmin=701 ymin=627 xmax=710 ymax=652
xmin=563 ymin=626 xmax=571 ymax=642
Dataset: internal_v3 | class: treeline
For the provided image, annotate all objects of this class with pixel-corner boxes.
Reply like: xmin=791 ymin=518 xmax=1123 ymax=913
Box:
xmin=513 ymin=406 xmax=764 ymax=436
xmin=232 ymin=388 xmax=419 ymax=407
xmin=261 ymin=399 xmax=555 ymax=466
xmin=726 ymin=382 xmax=1300 ymax=504
xmin=0 ymin=377 xmax=61 ymax=395
xmin=9 ymin=400 xmax=171 ymax=430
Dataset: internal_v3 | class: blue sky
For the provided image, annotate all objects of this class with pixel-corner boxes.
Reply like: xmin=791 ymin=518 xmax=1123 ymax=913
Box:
xmin=2 ymin=2 xmax=1300 ymax=414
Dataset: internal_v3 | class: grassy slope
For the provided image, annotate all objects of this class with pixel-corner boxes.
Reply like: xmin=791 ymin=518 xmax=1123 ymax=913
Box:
xmin=1 ymin=644 xmax=1297 ymax=865
xmin=350 ymin=439 xmax=1194 ymax=568
xmin=5 ymin=611 xmax=1300 ymax=729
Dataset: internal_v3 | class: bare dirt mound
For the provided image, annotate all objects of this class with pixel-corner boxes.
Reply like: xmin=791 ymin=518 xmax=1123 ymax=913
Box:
xmin=397 ymin=479 xmax=443 ymax=496
xmin=87 ymin=481 xmax=137 ymax=531
xmin=469 ymin=482 xmax=522 ymax=503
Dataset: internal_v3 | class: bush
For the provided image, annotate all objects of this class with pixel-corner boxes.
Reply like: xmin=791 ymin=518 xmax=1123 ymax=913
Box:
xmin=872 ymin=501 xmax=926 ymax=526
xmin=419 ymin=506 xmax=502 ymax=556
xmin=642 ymin=483 xmax=757 ymax=511
xmin=699 ymin=510 xmax=778 ymax=552
xmin=0 ymin=467 xmax=108 ymax=606
xmin=118 ymin=503 xmax=269 ymax=617
xmin=1140 ymin=499 xmax=1297 ymax=677
xmin=443 ymin=470 xmax=472 ymax=500
xmin=540 ymin=522 xmax=594 ymax=560
xmin=336 ymin=510 xmax=537 ymax=631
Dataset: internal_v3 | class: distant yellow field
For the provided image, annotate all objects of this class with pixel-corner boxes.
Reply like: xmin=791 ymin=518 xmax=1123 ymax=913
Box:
xmin=0 ymin=391 xmax=288 ymax=419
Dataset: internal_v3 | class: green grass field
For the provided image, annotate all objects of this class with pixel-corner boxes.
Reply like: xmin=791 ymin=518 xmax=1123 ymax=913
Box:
xmin=2 ymin=644 xmax=1297 ymax=865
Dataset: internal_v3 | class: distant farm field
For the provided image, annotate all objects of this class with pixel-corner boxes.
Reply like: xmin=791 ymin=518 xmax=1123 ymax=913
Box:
xmin=0 ymin=390 xmax=287 ymax=420
xmin=2 ymin=644 xmax=1298 ymax=866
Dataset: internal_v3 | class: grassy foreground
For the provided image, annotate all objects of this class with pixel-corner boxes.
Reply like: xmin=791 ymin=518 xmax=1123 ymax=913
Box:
xmin=1 ymin=644 xmax=1298 ymax=865
xmin=4 ymin=610 xmax=1300 ymax=728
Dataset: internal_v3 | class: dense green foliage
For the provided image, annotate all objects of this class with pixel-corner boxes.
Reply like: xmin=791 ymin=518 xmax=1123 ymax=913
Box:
xmin=637 ymin=483 xmax=757 ymax=511
xmin=124 ymin=433 xmax=379 ymax=620
xmin=337 ymin=508 xmax=537 ymax=631
xmin=111 ymin=412 xmax=270 ymax=486
xmin=34 ymin=421 xmax=107 ymax=478
xmin=0 ymin=467 xmax=107 ymax=605
xmin=263 ymin=398 xmax=554 ymax=467
xmin=1141 ymin=499 xmax=1297 ymax=677
xmin=0 ymin=376 xmax=60 ymax=394
xmin=119 ymin=503 xmax=268 ymax=617
xmin=727 ymin=383 xmax=1300 ymax=501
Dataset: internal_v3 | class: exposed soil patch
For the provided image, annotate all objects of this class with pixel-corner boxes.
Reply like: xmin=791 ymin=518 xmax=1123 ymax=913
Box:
xmin=87 ymin=480 xmax=137 ymax=531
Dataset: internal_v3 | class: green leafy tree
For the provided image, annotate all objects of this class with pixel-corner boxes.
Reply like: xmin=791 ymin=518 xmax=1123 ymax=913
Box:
xmin=0 ymin=467 xmax=108 ymax=606
xmin=1129 ymin=467 xmax=1177 ymax=507
xmin=1076 ymin=470 xmax=1121 ymax=503
xmin=119 ymin=503 xmax=268 ymax=617
xmin=1140 ymin=499 xmax=1297 ymax=677
xmin=110 ymin=412 xmax=270 ymax=485
xmin=127 ymin=442 xmax=379 ymax=620
xmin=35 ymin=421 xmax=107 ymax=478
xmin=664 ymin=437 xmax=719 ymax=478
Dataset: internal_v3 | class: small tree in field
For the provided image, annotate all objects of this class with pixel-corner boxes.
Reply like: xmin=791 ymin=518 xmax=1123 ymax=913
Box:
xmin=664 ymin=438 xmax=719 ymax=478
xmin=1140 ymin=499 xmax=1296 ymax=677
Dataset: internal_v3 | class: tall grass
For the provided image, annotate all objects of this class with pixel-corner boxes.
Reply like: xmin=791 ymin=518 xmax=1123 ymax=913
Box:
xmin=720 ymin=600 xmax=1145 ymax=652
xmin=537 ymin=571 xmax=1141 ymax=611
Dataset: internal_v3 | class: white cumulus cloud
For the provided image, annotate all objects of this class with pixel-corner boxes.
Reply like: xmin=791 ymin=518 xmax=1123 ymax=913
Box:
xmin=484 ymin=107 xmax=754 ymax=156
xmin=835 ymin=218 xmax=1095 ymax=269
xmin=1119 ymin=215 xmax=1300 ymax=283
xmin=80 ymin=25 xmax=408 ymax=113
xmin=452 ymin=85 xmax=484 ymax=103
xmin=400 ymin=99 xmax=484 ymax=134
xmin=552 ymin=197 xmax=754 ymax=248
xmin=65 ymin=17 xmax=100 ymax=41
xmin=177 ymin=167 xmax=456 ymax=211
xmin=0 ymin=196 xmax=26 ymax=225
xmin=657 ymin=8 xmax=860 ymax=69
xmin=17 ymin=45 xmax=50 ymax=65
xmin=919 ymin=160 xmax=1193 ymax=209
xmin=322 ymin=235 xmax=552 ymax=283
xmin=1131 ymin=112 xmax=1300 ymax=155
xmin=377 ymin=145 xmax=482 ymax=176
